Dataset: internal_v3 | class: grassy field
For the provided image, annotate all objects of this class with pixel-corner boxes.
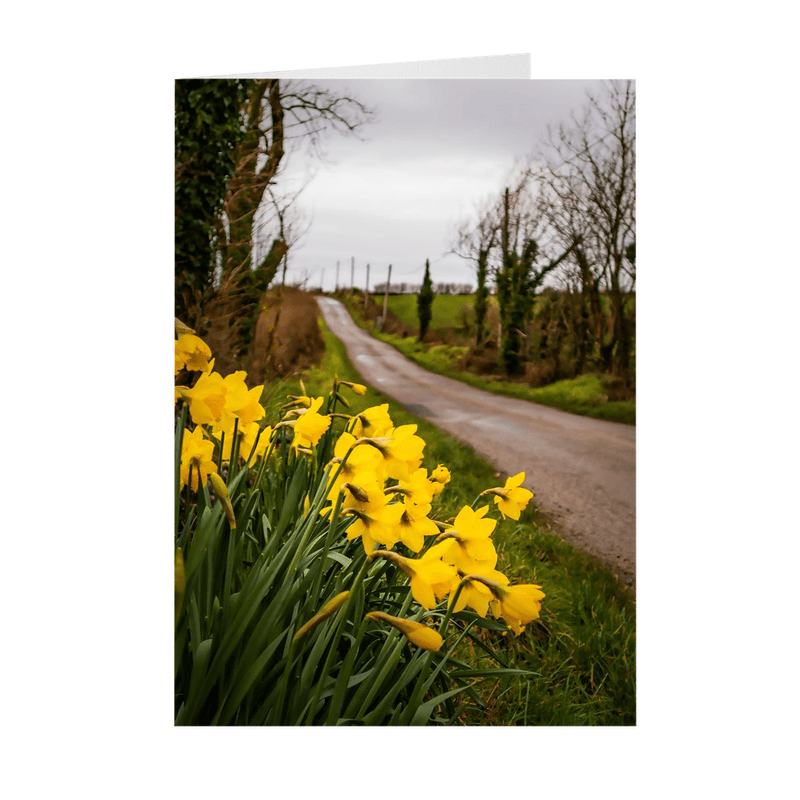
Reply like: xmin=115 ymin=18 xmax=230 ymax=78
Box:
xmin=347 ymin=295 xmax=635 ymax=425
xmin=381 ymin=293 xmax=487 ymax=331
xmin=262 ymin=317 xmax=636 ymax=725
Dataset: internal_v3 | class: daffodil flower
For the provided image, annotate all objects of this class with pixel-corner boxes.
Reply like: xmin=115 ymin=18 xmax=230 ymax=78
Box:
xmin=449 ymin=568 xmax=510 ymax=616
xmin=241 ymin=421 xmax=272 ymax=463
xmin=341 ymin=481 xmax=405 ymax=553
xmin=489 ymin=583 xmax=545 ymax=635
xmin=396 ymin=498 xmax=440 ymax=552
xmin=326 ymin=432 xmax=386 ymax=502
xmin=391 ymin=467 xmax=435 ymax=505
xmin=217 ymin=372 xmax=265 ymax=429
xmin=481 ymin=472 xmax=534 ymax=520
xmin=174 ymin=333 xmax=212 ymax=374
xmin=176 ymin=362 xmax=228 ymax=425
xmin=358 ymin=424 xmax=425 ymax=481
xmin=292 ymin=396 xmax=331 ymax=449
xmin=429 ymin=464 xmax=451 ymax=496
xmin=436 ymin=505 xmax=498 ymax=574
xmin=350 ymin=403 xmax=394 ymax=438
xmin=365 ymin=611 xmax=442 ymax=651
xmin=463 ymin=575 xmax=545 ymax=636
xmin=369 ymin=548 xmax=458 ymax=610
xmin=179 ymin=425 xmax=218 ymax=491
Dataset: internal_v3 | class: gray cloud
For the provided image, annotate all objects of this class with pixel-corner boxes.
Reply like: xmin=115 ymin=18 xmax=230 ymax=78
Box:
xmin=276 ymin=79 xmax=606 ymax=291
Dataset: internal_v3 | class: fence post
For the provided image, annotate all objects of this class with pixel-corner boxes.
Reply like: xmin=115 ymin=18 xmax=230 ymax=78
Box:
xmin=382 ymin=264 xmax=392 ymax=323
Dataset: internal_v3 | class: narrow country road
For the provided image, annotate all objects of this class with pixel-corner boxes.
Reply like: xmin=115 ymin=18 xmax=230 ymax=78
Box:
xmin=316 ymin=297 xmax=636 ymax=586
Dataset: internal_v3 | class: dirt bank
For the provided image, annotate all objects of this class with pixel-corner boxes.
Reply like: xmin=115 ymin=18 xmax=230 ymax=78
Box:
xmin=248 ymin=287 xmax=325 ymax=385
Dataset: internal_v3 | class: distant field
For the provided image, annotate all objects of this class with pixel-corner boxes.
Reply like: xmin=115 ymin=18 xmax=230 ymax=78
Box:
xmin=377 ymin=294 xmax=493 ymax=330
xmin=380 ymin=292 xmax=634 ymax=333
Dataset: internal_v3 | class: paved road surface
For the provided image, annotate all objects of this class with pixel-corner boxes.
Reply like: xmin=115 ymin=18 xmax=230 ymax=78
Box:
xmin=317 ymin=297 xmax=636 ymax=586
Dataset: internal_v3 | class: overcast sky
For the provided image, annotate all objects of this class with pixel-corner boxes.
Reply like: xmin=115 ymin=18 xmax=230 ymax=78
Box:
xmin=269 ymin=79 xmax=605 ymax=292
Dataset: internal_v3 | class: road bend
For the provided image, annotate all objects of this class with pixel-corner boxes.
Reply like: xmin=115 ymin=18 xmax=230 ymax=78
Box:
xmin=316 ymin=297 xmax=636 ymax=586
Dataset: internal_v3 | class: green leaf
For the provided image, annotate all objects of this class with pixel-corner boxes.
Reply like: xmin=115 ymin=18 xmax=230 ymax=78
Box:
xmin=408 ymin=685 xmax=471 ymax=726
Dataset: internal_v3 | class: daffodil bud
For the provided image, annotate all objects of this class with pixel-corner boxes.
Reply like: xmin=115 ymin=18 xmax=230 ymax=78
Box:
xmin=175 ymin=318 xmax=196 ymax=335
xmin=343 ymin=482 xmax=370 ymax=503
xmin=209 ymin=472 xmax=237 ymax=529
xmin=293 ymin=591 xmax=351 ymax=642
xmin=339 ymin=380 xmax=367 ymax=396
xmin=365 ymin=611 xmax=443 ymax=651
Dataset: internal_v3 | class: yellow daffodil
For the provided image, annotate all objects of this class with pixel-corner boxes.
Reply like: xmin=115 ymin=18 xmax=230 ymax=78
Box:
xmin=463 ymin=575 xmax=545 ymax=636
xmin=359 ymin=424 xmax=425 ymax=481
xmin=176 ymin=365 xmax=227 ymax=426
xmin=370 ymin=548 xmax=458 ymax=610
xmin=341 ymin=480 xmax=405 ymax=554
xmin=450 ymin=577 xmax=494 ymax=617
xmin=351 ymin=383 xmax=367 ymax=395
xmin=365 ymin=611 xmax=442 ymax=651
xmin=351 ymin=403 xmax=393 ymax=438
xmin=174 ymin=333 xmax=212 ymax=374
xmin=481 ymin=472 xmax=534 ymax=520
xmin=293 ymin=591 xmax=350 ymax=643
xmin=241 ymin=421 xmax=272 ymax=463
xmin=326 ymin=432 xmax=386 ymax=502
xmin=179 ymin=425 xmax=218 ymax=491
xmin=392 ymin=467 xmax=435 ymax=505
xmin=489 ymin=583 xmax=545 ymax=635
xmin=429 ymin=464 xmax=451 ymax=496
xmin=449 ymin=569 xmax=510 ymax=616
xmin=436 ymin=505 xmax=498 ymax=573
xmin=396 ymin=498 xmax=440 ymax=553
xmin=292 ymin=396 xmax=331 ymax=449
xmin=216 ymin=372 xmax=265 ymax=430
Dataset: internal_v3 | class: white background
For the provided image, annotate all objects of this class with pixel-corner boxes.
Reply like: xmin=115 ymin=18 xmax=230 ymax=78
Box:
xmin=3 ymin=3 xmax=797 ymax=798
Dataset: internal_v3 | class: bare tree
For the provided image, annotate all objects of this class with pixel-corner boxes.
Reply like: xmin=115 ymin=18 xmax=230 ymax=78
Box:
xmin=200 ymin=78 xmax=374 ymax=374
xmin=536 ymin=80 xmax=636 ymax=378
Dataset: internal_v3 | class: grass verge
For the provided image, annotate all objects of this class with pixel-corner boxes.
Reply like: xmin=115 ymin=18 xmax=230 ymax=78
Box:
xmin=264 ymin=316 xmax=636 ymax=725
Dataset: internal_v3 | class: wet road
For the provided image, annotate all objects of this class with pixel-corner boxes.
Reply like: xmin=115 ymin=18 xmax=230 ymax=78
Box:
xmin=317 ymin=297 xmax=636 ymax=585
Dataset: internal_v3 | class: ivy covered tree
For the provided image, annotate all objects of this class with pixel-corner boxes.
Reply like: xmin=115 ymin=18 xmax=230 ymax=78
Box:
xmin=174 ymin=79 xmax=245 ymax=325
xmin=175 ymin=78 xmax=373 ymax=371
xmin=417 ymin=259 xmax=434 ymax=342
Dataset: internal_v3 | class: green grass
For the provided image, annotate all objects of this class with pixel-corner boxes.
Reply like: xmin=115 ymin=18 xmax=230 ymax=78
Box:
xmin=265 ymin=316 xmax=636 ymax=725
xmin=382 ymin=293 xmax=486 ymax=331
xmin=367 ymin=329 xmax=635 ymax=425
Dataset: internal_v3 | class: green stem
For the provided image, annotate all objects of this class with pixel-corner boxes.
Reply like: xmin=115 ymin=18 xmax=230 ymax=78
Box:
xmin=229 ymin=418 xmax=240 ymax=481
